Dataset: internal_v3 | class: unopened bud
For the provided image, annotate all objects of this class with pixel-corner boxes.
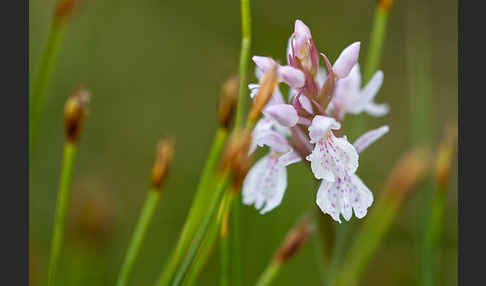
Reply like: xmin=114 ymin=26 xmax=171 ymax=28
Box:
xmin=64 ymin=85 xmax=90 ymax=144
xmin=151 ymin=138 xmax=175 ymax=190
xmin=248 ymin=65 xmax=279 ymax=123
xmin=378 ymin=0 xmax=393 ymax=12
xmin=383 ymin=148 xmax=430 ymax=200
xmin=55 ymin=0 xmax=81 ymax=22
xmin=435 ymin=122 xmax=457 ymax=188
xmin=273 ymin=216 xmax=313 ymax=263
xmin=218 ymin=75 xmax=239 ymax=129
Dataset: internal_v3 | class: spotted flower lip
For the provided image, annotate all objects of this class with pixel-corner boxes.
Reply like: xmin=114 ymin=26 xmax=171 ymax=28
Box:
xmin=316 ymin=173 xmax=373 ymax=223
xmin=306 ymin=115 xmax=359 ymax=182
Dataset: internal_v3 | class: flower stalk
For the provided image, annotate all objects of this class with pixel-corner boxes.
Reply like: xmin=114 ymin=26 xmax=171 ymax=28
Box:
xmin=255 ymin=216 xmax=313 ymax=286
xmin=30 ymin=0 xmax=81 ymax=160
xmin=47 ymin=86 xmax=90 ymax=286
xmin=115 ymin=139 xmax=175 ymax=286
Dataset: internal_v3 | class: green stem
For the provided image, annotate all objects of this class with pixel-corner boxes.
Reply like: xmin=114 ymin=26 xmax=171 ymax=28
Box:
xmin=156 ymin=128 xmax=228 ymax=286
xmin=327 ymin=223 xmax=350 ymax=286
xmin=363 ymin=7 xmax=389 ymax=83
xmin=30 ymin=18 xmax=66 ymax=161
xmin=47 ymin=142 xmax=77 ymax=286
xmin=116 ymin=190 xmax=162 ymax=286
xmin=352 ymin=5 xmax=390 ymax=138
xmin=169 ymin=172 xmax=230 ymax=286
xmin=220 ymin=222 xmax=230 ymax=286
xmin=231 ymin=193 xmax=242 ymax=286
xmin=183 ymin=192 xmax=235 ymax=286
xmin=255 ymin=262 xmax=281 ymax=286
xmin=234 ymin=0 xmax=252 ymax=129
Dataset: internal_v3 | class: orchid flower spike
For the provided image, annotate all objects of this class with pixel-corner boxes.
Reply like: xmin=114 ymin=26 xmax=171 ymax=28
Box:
xmin=327 ymin=64 xmax=389 ymax=120
xmin=314 ymin=124 xmax=390 ymax=223
xmin=243 ymin=117 xmax=301 ymax=214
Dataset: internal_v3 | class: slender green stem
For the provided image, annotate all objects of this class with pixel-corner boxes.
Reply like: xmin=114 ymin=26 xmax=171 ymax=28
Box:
xmin=156 ymin=128 xmax=228 ymax=286
xmin=231 ymin=193 xmax=242 ymax=286
xmin=255 ymin=262 xmax=281 ymax=286
xmin=30 ymin=18 xmax=66 ymax=160
xmin=169 ymin=172 xmax=230 ymax=286
xmin=234 ymin=0 xmax=252 ymax=130
xmin=327 ymin=223 xmax=349 ymax=286
xmin=220 ymin=195 xmax=231 ymax=286
xmin=183 ymin=192 xmax=235 ymax=286
xmin=420 ymin=187 xmax=446 ymax=286
xmin=363 ymin=7 xmax=389 ymax=82
xmin=116 ymin=190 xmax=162 ymax=286
xmin=47 ymin=142 xmax=77 ymax=286
xmin=352 ymin=5 xmax=390 ymax=138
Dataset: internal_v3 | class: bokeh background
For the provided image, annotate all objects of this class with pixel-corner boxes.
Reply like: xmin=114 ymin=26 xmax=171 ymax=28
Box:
xmin=29 ymin=0 xmax=457 ymax=285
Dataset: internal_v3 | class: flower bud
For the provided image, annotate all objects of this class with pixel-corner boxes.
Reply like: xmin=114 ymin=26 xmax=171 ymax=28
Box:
xmin=333 ymin=42 xmax=360 ymax=78
xmin=218 ymin=75 xmax=239 ymax=129
xmin=263 ymin=104 xmax=299 ymax=127
xmin=378 ymin=0 xmax=394 ymax=12
xmin=248 ymin=65 xmax=279 ymax=123
xmin=55 ymin=0 xmax=81 ymax=22
xmin=64 ymin=85 xmax=90 ymax=144
xmin=273 ymin=215 xmax=313 ymax=263
xmin=151 ymin=138 xmax=175 ymax=190
xmin=288 ymin=20 xmax=319 ymax=75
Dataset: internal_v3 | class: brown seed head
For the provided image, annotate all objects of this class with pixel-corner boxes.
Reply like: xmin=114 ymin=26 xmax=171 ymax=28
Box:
xmin=248 ymin=65 xmax=279 ymax=123
xmin=64 ymin=85 xmax=90 ymax=143
xmin=274 ymin=216 xmax=313 ymax=263
xmin=151 ymin=138 xmax=175 ymax=190
xmin=219 ymin=128 xmax=252 ymax=173
xmin=218 ymin=75 xmax=240 ymax=129
xmin=435 ymin=122 xmax=458 ymax=188
xmin=55 ymin=0 xmax=81 ymax=22
xmin=378 ymin=0 xmax=393 ymax=12
xmin=383 ymin=148 xmax=431 ymax=200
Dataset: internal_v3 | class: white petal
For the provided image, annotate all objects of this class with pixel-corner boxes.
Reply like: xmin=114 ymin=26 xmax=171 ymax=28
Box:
xmin=353 ymin=125 xmax=389 ymax=153
xmin=360 ymin=70 xmax=383 ymax=103
xmin=278 ymin=150 xmax=302 ymax=166
xmin=363 ymin=102 xmax=389 ymax=117
xmin=249 ymin=118 xmax=275 ymax=154
xmin=279 ymin=65 xmax=306 ymax=88
xmin=349 ymin=174 xmax=373 ymax=219
xmin=255 ymin=130 xmax=290 ymax=154
xmin=253 ymin=56 xmax=277 ymax=72
xmin=242 ymin=154 xmax=288 ymax=214
xmin=316 ymin=180 xmax=342 ymax=223
xmin=315 ymin=67 xmax=328 ymax=88
xmin=308 ymin=115 xmax=341 ymax=144
xmin=316 ymin=174 xmax=373 ymax=222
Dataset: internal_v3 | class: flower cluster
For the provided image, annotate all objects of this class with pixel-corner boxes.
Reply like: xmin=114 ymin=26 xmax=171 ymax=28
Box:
xmin=242 ymin=20 xmax=389 ymax=223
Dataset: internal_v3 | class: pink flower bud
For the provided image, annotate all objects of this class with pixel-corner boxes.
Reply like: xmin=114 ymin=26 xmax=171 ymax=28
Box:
xmin=253 ymin=56 xmax=277 ymax=72
xmin=263 ymin=104 xmax=299 ymax=127
xmin=333 ymin=42 xmax=361 ymax=78
xmin=279 ymin=66 xmax=305 ymax=88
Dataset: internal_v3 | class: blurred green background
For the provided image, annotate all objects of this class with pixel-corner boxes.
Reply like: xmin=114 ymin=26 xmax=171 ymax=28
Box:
xmin=29 ymin=0 xmax=457 ymax=285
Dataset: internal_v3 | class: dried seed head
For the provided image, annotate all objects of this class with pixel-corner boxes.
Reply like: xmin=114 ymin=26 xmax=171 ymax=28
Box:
xmin=378 ymin=0 xmax=393 ymax=12
xmin=64 ymin=85 xmax=90 ymax=144
xmin=248 ymin=65 xmax=279 ymax=123
xmin=151 ymin=138 xmax=175 ymax=190
xmin=383 ymin=148 xmax=430 ymax=199
xmin=273 ymin=216 xmax=313 ymax=263
xmin=435 ymin=122 xmax=457 ymax=188
xmin=219 ymin=128 xmax=252 ymax=173
xmin=55 ymin=0 xmax=81 ymax=22
xmin=218 ymin=75 xmax=240 ymax=129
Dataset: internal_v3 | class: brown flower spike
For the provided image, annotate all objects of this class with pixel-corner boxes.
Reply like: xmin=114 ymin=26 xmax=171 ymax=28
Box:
xmin=64 ymin=86 xmax=90 ymax=144
xmin=151 ymin=138 xmax=175 ymax=190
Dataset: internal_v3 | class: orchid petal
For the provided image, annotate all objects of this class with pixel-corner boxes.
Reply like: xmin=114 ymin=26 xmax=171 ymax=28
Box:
xmin=308 ymin=115 xmax=341 ymax=144
xmin=333 ymin=42 xmax=361 ymax=78
xmin=353 ymin=125 xmax=389 ymax=153
xmin=263 ymin=104 xmax=299 ymax=127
